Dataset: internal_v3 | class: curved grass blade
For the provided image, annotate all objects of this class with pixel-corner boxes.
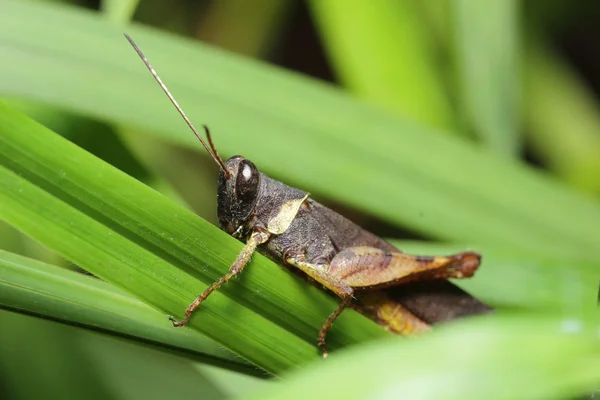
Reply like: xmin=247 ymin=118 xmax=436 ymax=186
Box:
xmin=1 ymin=103 xmax=598 ymax=379
xmin=248 ymin=315 xmax=600 ymax=400
xmin=309 ymin=0 xmax=455 ymax=130
xmin=0 ymin=1 xmax=598 ymax=260
xmin=100 ymin=0 xmax=140 ymax=24
xmin=0 ymin=311 xmax=120 ymax=400
xmin=452 ymin=0 xmax=520 ymax=156
xmin=0 ymin=249 xmax=259 ymax=376
xmin=393 ymin=240 xmax=600 ymax=319
xmin=0 ymin=102 xmax=387 ymax=375
xmin=523 ymin=41 xmax=600 ymax=195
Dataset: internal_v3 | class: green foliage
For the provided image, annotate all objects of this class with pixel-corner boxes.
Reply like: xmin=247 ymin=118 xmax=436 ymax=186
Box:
xmin=1 ymin=1 xmax=599 ymax=260
xmin=0 ymin=249 xmax=255 ymax=374
xmin=451 ymin=0 xmax=520 ymax=156
xmin=0 ymin=0 xmax=598 ymax=399
xmin=0 ymin=103 xmax=387 ymax=374
xmin=309 ymin=0 xmax=456 ymax=130
xmin=249 ymin=315 xmax=600 ymax=400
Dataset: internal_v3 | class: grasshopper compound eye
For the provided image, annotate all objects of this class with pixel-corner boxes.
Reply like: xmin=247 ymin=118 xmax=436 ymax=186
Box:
xmin=235 ymin=160 xmax=259 ymax=203
xmin=217 ymin=156 xmax=261 ymax=233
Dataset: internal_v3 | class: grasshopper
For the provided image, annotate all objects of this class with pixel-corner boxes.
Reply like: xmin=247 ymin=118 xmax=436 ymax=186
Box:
xmin=125 ymin=34 xmax=491 ymax=357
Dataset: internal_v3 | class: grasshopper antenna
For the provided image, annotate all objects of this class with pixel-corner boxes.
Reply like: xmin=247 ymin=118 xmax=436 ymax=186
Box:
xmin=202 ymin=124 xmax=226 ymax=168
xmin=123 ymin=33 xmax=231 ymax=179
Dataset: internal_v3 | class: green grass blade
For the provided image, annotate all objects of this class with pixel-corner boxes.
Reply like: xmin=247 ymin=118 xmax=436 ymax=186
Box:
xmin=452 ymin=0 xmax=521 ymax=156
xmin=0 ymin=1 xmax=598 ymax=259
xmin=523 ymin=42 xmax=600 ymax=196
xmin=0 ymin=249 xmax=258 ymax=375
xmin=0 ymin=310 xmax=236 ymax=400
xmin=197 ymin=0 xmax=293 ymax=58
xmin=309 ymin=0 xmax=455 ymax=130
xmin=0 ymin=311 xmax=121 ymax=400
xmin=100 ymin=0 xmax=140 ymax=24
xmin=0 ymin=102 xmax=388 ymax=374
xmin=394 ymin=241 xmax=599 ymax=319
xmin=248 ymin=315 xmax=600 ymax=400
xmin=2 ymin=102 xmax=599 ymax=378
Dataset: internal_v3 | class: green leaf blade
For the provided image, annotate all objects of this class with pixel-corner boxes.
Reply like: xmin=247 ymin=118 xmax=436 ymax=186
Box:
xmin=249 ymin=315 xmax=600 ymax=400
xmin=0 ymin=1 xmax=598 ymax=260
xmin=452 ymin=0 xmax=521 ymax=156
xmin=0 ymin=102 xmax=389 ymax=374
xmin=309 ymin=0 xmax=455 ymax=130
xmin=0 ymin=249 xmax=258 ymax=374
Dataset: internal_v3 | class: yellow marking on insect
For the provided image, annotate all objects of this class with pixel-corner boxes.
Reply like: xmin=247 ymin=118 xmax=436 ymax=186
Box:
xmin=267 ymin=194 xmax=309 ymax=235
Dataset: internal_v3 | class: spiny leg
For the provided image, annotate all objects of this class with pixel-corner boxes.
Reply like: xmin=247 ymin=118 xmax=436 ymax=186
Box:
xmin=286 ymin=255 xmax=354 ymax=358
xmin=319 ymin=295 xmax=352 ymax=358
xmin=170 ymin=230 xmax=269 ymax=327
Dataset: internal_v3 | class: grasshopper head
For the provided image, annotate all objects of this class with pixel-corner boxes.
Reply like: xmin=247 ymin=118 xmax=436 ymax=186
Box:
xmin=122 ymin=35 xmax=260 ymax=236
xmin=217 ymin=156 xmax=261 ymax=236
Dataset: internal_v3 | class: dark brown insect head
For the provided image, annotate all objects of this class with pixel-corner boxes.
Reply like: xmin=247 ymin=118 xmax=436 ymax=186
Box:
xmin=217 ymin=156 xmax=260 ymax=235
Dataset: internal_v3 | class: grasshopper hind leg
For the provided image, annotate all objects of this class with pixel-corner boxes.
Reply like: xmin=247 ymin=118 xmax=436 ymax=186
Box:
xmin=318 ymin=296 xmax=353 ymax=358
xmin=285 ymin=255 xmax=354 ymax=358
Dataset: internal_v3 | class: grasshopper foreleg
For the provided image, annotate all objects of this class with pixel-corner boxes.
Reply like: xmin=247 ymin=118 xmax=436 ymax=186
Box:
xmin=170 ymin=229 xmax=269 ymax=327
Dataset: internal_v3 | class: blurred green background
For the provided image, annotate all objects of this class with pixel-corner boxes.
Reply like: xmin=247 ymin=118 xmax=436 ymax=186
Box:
xmin=0 ymin=0 xmax=599 ymax=399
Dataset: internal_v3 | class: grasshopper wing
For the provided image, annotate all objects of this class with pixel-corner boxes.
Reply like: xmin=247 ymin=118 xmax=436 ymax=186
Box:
xmin=328 ymin=246 xmax=481 ymax=289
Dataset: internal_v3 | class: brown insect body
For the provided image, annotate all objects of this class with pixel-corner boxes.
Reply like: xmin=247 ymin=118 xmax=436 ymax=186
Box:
xmin=124 ymin=34 xmax=491 ymax=358
xmin=215 ymin=156 xmax=490 ymax=354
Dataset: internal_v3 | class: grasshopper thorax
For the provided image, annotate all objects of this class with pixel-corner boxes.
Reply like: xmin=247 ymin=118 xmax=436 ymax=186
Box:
xmin=217 ymin=156 xmax=260 ymax=235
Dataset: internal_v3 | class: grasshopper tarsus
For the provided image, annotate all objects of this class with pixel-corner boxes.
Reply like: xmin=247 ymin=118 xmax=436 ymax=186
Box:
xmin=170 ymin=315 xmax=190 ymax=328
xmin=170 ymin=276 xmax=231 ymax=327
xmin=317 ymin=331 xmax=329 ymax=359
